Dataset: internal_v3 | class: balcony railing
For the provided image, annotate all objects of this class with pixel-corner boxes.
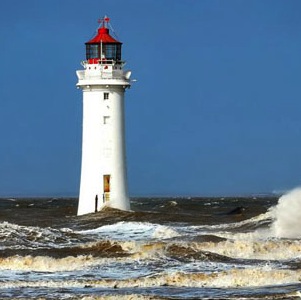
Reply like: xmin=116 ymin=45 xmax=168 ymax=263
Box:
xmin=76 ymin=69 xmax=126 ymax=80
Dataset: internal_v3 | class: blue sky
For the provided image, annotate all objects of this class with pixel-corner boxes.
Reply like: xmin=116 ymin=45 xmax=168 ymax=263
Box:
xmin=0 ymin=0 xmax=301 ymax=197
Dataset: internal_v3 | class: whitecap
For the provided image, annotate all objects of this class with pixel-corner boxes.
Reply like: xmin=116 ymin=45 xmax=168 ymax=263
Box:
xmin=77 ymin=221 xmax=180 ymax=241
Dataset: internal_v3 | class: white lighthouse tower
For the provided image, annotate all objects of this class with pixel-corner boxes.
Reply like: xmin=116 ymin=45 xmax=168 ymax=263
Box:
xmin=76 ymin=16 xmax=132 ymax=215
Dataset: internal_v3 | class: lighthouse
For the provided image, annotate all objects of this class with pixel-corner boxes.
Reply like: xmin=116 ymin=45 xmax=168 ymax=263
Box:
xmin=76 ymin=16 xmax=132 ymax=215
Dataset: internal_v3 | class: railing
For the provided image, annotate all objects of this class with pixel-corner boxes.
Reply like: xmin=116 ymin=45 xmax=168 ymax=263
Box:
xmin=81 ymin=59 xmax=125 ymax=67
xmin=76 ymin=70 xmax=128 ymax=81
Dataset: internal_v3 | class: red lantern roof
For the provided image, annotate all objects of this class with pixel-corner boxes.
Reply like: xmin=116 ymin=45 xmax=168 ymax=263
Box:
xmin=86 ymin=17 xmax=121 ymax=44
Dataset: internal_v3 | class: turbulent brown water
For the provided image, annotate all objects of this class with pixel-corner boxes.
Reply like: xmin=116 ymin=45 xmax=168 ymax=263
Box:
xmin=0 ymin=193 xmax=301 ymax=299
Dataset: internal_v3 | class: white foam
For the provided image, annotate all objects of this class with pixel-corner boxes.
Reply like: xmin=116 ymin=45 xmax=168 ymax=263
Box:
xmin=0 ymin=221 xmax=81 ymax=249
xmin=0 ymin=267 xmax=300 ymax=289
xmin=0 ymin=255 xmax=101 ymax=272
xmin=271 ymin=187 xmax=301 ymax=239
xmin=196 ymin=237 xmax=301 ymax=260
xmin=78 ymin=222 xmax=180 ymax=241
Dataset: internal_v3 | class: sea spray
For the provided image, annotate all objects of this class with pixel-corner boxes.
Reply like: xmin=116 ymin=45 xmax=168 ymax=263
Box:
xmin=271 ymin=188 xmax=301 ymax=238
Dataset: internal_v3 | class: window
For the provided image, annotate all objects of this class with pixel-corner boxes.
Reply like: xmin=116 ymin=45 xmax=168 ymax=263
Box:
xmin=103 ymin=116 xmax=110 ymax=124
xmin=86 ymin=44 xmax=99 ymax=59
xmin=104 ymin=92 xmax=109 ymax=100
xmin=102 ymin=44 xmax=122 ymax=61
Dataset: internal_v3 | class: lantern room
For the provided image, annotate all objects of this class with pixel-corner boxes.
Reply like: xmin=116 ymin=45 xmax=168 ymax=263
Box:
xmin=85 ymin=17 xmax=122 ymax=64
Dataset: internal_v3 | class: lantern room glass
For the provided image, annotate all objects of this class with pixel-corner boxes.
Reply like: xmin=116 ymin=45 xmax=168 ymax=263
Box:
xmin=86 ymin=43 xmax=122 ymax=62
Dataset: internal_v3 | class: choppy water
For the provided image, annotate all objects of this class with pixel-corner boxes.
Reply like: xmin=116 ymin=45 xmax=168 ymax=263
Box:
xmin=1 ymin=190 xmax=301 ymax=299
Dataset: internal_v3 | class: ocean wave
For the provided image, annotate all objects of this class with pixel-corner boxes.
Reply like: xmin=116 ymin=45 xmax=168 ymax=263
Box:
xmin=2 ymin=236 xmax=299 ymax=274
xmin=0 ymin=221 xmax=85 ymax=250
xmin=187 ymin=210 xmax=273 ymax=233
xmin=0 ymin=255 xmax=101 ymax=272
xmin=197 ymin=238 xmax=301 ymax=261
xmin=0 ymin=267 xmax=300 ymax=289
xmin=77 ymin=222 xmax=180 ymax=241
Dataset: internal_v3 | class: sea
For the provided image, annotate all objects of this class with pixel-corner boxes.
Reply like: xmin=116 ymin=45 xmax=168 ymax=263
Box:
xmin=1 ymin=189 xmax=301 ymax=299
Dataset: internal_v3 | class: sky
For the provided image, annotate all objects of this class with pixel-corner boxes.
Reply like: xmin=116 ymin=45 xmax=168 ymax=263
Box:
xmin=0 ymin=0 xmax=301 ymax=197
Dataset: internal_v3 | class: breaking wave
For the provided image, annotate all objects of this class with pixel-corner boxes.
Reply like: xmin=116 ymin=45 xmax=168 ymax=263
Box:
xmin=271 ymin=188 xmax=301 ymax=239
xmin=0 ymin=221 xmax=86 ymax=250
xmin=77 ymin=221 xmax=181 ymax=241
xmin=0 ymin=267 xmax=300 ymax=289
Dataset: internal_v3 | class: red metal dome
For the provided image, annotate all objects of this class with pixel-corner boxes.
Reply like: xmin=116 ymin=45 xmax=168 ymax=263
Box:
xmin=86 ymin=27 xmax=121 ymax=44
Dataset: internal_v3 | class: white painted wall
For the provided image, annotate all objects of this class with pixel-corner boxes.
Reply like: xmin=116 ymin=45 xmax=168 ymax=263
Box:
xmin=76 ymin=66 xmax=131 ymax=215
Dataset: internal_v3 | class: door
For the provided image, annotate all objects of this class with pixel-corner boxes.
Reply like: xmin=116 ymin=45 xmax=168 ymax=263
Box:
xmin=103 ymin=174 xmax=111 ymax=202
